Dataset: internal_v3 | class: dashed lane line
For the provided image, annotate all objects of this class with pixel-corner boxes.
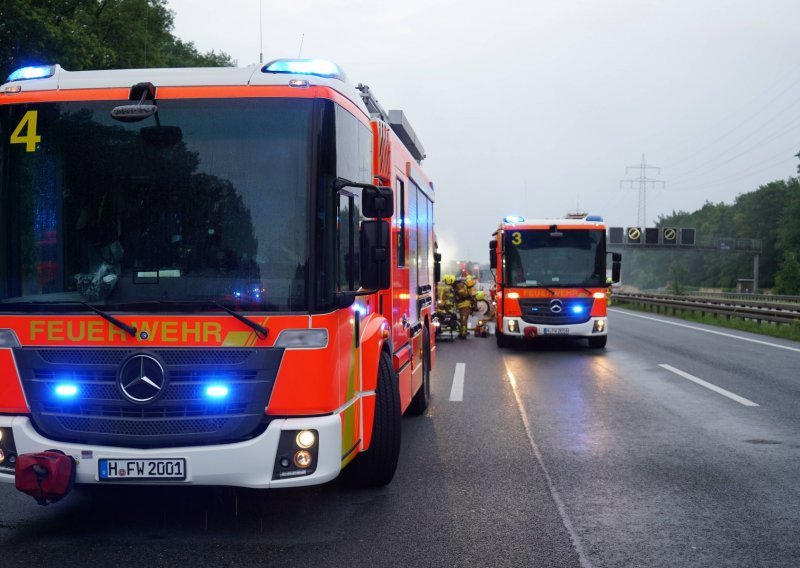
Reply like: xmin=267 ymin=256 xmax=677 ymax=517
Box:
xmin=449 ymin=362 xmax=465 ymax=401
xmin=659 ymin=363 xmax=760 ymax=407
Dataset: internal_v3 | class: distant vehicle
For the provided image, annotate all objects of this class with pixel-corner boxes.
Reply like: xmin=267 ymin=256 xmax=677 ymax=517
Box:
xmin=490 ymin=214 xmax=621 ymax=348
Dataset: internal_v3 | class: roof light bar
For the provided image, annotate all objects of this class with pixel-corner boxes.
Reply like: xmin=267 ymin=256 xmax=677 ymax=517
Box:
xmin=7 ymin=65 xmax=55 ymax=82
xmin=503 ymin=215 xmax=526 ymax=224
xmin=262 ymin=59 xmax=345 ymax=81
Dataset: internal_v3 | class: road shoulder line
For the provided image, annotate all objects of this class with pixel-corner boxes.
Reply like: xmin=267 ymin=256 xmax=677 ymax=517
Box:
xmin=504 ymin=361 xmax=593 ymax=568
xmin=609 ymin=308 xmax=800 ymax=353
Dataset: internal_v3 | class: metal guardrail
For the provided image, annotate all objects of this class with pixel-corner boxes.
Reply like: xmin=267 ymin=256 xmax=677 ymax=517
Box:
xmin=683 ymin=291 xmax=800 ymax=304
xmin=614 ymin=292 xmax=800 ymax=325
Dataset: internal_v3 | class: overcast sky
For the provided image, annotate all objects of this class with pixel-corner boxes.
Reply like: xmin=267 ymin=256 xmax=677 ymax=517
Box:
xmin=167 ymin=0 xmax=800 ymax=263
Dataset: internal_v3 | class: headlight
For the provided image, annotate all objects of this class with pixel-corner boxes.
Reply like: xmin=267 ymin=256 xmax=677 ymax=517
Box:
xmin=296 ymin=430 xmax=316 ymax=449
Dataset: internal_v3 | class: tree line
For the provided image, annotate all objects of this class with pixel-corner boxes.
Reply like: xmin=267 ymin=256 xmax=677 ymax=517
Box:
xmin=620 ymin=176 xmax=800 ymax=295
xmin=0 ymin=0 xmax=233 ymax=79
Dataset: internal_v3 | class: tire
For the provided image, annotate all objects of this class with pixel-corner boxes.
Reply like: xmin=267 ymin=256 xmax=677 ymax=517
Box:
xmin=340 ymin=351 xmax=401 ymax=487
xmin=406 ymin=327 xmax=431 ymax=416
xmin=496 ymin=329 xmax=512 ymax=348
xmin=588 ymin=335 xmax=607 ymax=349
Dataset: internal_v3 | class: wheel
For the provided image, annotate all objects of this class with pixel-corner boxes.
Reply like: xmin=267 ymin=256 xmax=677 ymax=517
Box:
xmin=340 ymin=351 xmax=401 ymax=487
xmin=496 ymin=329 xmax=512 ymax=348
xmin=588 ymin=335 xmax=607 ymax=349
xmin=406 ymin=327 xmax=431 ymax=416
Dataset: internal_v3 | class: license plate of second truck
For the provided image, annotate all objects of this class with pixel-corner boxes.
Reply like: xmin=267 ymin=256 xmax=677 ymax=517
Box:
xmin=543 ymin=328 xmax=569 ymax=335
xmin=99 ymin=458 xmax=186 ymax=481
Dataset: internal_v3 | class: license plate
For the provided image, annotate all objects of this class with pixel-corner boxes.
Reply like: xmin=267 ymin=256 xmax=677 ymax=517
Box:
xmin=99 ymin=458 xmax=186 ymax=481
xmin=543 ymin=328 xmax=569 ymax=335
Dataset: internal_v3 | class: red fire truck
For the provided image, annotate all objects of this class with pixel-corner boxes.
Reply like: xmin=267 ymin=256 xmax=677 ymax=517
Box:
xmin=0 ymin=59 xmax=438 ymax=493
xmin=491 ymin=215 xmax=621 ymax=348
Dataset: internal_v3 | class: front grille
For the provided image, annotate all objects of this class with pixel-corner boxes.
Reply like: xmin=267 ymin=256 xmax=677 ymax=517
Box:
xmin=518 ymin=298 xmax=593 ymax=325
xmin=15 ymin=348 xmax=283 ymax=448
xmin=57 ymin=417 xmax=228 ymax=437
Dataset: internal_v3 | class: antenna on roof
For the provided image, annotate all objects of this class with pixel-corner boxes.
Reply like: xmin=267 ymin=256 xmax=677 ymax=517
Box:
xmin=298 ymin=33 xmax=305 ymax=57
xmin=259 ymin=0 xmax=263 ymax=64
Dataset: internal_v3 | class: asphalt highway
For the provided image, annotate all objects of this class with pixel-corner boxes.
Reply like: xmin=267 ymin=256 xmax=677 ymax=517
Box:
xmin=1 ymin=307 xmax=799 ymax=567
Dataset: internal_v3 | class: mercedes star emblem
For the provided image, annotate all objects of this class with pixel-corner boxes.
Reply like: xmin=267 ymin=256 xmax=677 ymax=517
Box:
xmin=118 ymin=354 xmax=166 ymax=404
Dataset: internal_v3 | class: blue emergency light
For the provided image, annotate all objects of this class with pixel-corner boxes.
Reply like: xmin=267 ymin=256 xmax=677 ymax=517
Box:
xmin=205 ymin=385 xmax=230 ymax=399
xmin=54 ymin=384 xmax=79 ymax=398
xmin=572 ymin=305 xmax=585 ymax=314
xmin=503 ymin=215 xmax=526 ymax=224
xmin=262 ymin=59 xmax=345 ymax=81
xmin=7 ymin=65 xmax=55 ymax=82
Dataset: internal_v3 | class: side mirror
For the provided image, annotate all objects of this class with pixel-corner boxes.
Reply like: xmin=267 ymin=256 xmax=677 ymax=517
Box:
xmin=360 ymin=220 xmax=391 ymax=290
xmin=611 ymin=253 xmax=622 ymax=284
xmin=489 ymin=239 xmax=497 ymax=270
xmin=362 ymin=185 xmax=394 ymax=218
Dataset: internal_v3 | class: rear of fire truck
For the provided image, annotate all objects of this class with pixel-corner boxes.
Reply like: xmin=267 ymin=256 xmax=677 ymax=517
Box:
xmin=0 ymin=60 xmax=430 ymax=497
xmin=491 ymin=215 xmax=621 ymax=349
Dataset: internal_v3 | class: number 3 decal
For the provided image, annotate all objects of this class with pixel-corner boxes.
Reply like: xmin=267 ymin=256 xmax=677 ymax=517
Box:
xmin=10 ymin=110 xmax=41 ymax=152
xmin=511 ymin=232 xmax=522 ymax=245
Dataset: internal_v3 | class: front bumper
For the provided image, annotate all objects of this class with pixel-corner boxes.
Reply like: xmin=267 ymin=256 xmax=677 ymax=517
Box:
xmin=501 ymin=316 xmax=607 ymax=339
xmin=0 ymin=414 xmax=342 ymax=489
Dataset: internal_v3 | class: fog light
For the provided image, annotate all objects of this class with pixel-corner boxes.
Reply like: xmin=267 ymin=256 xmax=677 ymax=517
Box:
xmin=296 ymin=430 xmax=316 ymax=449
xmin=279 ymin=457 xmax=291 ymax=468
xmin=508 ymin=319 xmax=519 ymax=333
xmin=293 ymin=450 xmax=313 ymax=469
xmin=593 ymin=319 xmax=606 ymax=333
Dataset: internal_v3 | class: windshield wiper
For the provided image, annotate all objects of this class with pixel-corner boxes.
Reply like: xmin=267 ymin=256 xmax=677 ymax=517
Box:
xmin=81 ymin=302 xmax=138 ymax=337
xmin=211 ymin=301 xmax=269 ymax=339
xmin=0 ymin=300 xmax=137 ymax=337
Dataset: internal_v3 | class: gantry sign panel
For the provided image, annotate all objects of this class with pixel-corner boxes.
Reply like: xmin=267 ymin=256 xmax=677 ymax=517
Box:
xmin=609 ymin=227 xmax=696 ymax=247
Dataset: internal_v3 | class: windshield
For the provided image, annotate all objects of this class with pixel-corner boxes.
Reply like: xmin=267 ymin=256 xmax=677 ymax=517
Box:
xmin=504 ymin=229 xmax=606 ymax=287
xmin=0 ymin=98 xmax=312 ymax=311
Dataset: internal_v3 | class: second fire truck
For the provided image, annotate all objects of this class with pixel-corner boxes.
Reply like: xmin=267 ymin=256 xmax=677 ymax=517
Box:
xmin=491 ymin=215 xmax=621 ymax=348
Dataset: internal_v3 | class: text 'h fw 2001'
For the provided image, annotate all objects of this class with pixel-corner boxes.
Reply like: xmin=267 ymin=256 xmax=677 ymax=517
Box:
xmin=0 ymin=59 xmax=440 ymax=504
xmin=490 ymin=214 xmax=621 ymax=349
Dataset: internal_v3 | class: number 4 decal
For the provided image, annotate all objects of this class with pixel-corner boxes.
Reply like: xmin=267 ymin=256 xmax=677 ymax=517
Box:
xmin=10 ymin=110 xmax=41 ymax=152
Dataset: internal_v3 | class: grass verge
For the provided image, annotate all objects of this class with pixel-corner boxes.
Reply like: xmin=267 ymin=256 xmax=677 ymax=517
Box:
xmin=613 ymin=301 xmax=800 ymax=342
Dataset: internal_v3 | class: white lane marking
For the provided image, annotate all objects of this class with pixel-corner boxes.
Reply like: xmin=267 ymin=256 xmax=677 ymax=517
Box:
xmin=610 ymin=308 xmax=800 ymax=353
xmin=449 ymin=362 xmax=465 ymax=401
xmin=658 ymin=364 xmax=759 ymax=407
xmin=504 ymin=361 xmax=593 ymax=568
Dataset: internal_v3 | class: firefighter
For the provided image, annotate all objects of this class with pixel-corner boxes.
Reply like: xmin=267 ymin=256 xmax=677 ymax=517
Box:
xmin=453 ymin=275 xmax=479 ymax=339
xmin=438 ymin=274 xmax=456 ymax=312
